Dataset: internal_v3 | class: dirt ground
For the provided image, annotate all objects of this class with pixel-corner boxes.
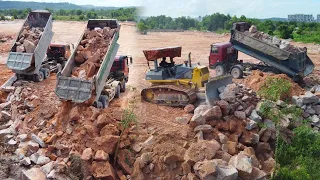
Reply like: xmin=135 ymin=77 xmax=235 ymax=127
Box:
xmin=0 ymin=20 xmax=320 ymax=178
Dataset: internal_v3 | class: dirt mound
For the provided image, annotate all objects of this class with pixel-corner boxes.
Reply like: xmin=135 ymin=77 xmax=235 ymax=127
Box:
xmin=242 ymin=70 xmax=305 ymax=96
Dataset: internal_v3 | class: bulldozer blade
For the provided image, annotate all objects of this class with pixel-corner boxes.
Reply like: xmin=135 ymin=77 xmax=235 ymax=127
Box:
xmin=205 ymin=75 xmax=232 ymax=105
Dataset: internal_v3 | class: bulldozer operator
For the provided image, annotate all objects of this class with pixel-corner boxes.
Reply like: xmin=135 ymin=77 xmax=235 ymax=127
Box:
xmin=159 ymin=57 xmax=174 ymax=68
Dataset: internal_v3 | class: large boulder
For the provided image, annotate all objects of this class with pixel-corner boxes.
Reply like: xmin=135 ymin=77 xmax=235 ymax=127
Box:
xmin=229 ymin=153 xmax=253 ymax=179
xmin=250 ymin=167 xmax=267 ymax=180
xmin=262 ymin=158 xmax=276 ymax=175
xmin=91 ymin=161 xmax=116 ymax=179
xmin=194 ymin=124 xmax=213 ymax=133
xmin=203 ymin=106 xmax=222 ymax=121
xmin=185 ymin=140 xmax=221 ymax=165
xmin=234 ymin=111 xmax=246 ymax=120
xmin=184 ymin=104 xmax=195 ymax=113
xmin=117 ymin=149 xmax=135 ymax=174
xmin=21 ymin=168 xmax=46 ymax=180
xmin=193 ymin=159 xmax=227 ymax=180
xmin=194 ymin=104 xmax=212 ymax=115
xmin=190 ymin=114 xmax=205 ymax=128
xmin=88 ymin=135 xmax=120 ymax=154
xmin=249 ymin=25 xmax=257 ymax=33
xmin=23 ymin=40 xmax=36 ymax=53
xmin=219 ymin=84 xmax=239 ymax=102
xmin=301 ymin=91 xmax=319 ymax=104
xmin=216 ymin=165 xmax=238 ymax=180
xmin=216 ymin=100 xmax=230 ymax=116
xmin=81 ymin=148 xmax=93 ymax=161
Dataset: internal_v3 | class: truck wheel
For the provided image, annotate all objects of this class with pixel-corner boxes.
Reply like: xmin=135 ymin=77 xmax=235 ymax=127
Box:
xmin=99 ymin=95 xmax=109 ymax=108
xmin=216 ymin=65 xmax=225 ymax=76
xmin=34 ymin=71 xmax=44 ymax=82
xmin=120 ymin=82 xmax=126 ymax=92
xmin=41 ymin=68 xmax=50 ymax=79
xmin=231 ymin=67 xmax=243 ymax=79
xmin=94 ymin=101 xmax=103 ymax=109
xmin=115 ymin=84 xmax=121 ymax=98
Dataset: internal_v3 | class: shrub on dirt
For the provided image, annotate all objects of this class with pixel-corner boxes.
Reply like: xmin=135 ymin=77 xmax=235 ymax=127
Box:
xmin=258 ymin=77 xmax=292 ymax=101
xmin=273 ymin=126 xmax=320 ymax=180
xmin=68 ymin=154 xmax=84 ymax=180
xmin=114 ymin=101 xmax=138 ymax=164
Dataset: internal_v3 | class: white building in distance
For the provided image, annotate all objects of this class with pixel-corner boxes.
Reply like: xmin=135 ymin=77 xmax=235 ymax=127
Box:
xmin=288 ymin=14 xmax=314 ymax=22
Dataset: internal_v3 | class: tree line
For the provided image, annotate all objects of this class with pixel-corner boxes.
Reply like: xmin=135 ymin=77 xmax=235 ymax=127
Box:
xmin=0 ymin=7 xmax=138 ymax=21
xmin=137 ymin=13 xmax=320 ymax=44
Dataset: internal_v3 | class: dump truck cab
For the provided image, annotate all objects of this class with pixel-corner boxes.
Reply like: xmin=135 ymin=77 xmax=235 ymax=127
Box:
xmin=47 ymin=43 xmax=73 ymax=62
xmin=209 ymin=42 xmax=238 ymax=68
xmin=109 ymin=55 xmax=131 ymax=92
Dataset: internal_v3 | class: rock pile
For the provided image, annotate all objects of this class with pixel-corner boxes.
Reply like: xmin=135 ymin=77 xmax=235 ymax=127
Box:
xmin=71 ymin=27 xmax=118 ymax=79
xmin=0 ymin=80 xmax=138 ymax=179
xmin=14 ymin=25 xmax=44 ymax=53
xmin=292 ymin=91 xmax=320 ymax=132
xmin=131 ymin=83 xmax=276 ymax=179
xmin=246 ymin=25 xmax=305 ymax=53
xmin=185 ymin=83 xmax=276 ymax=179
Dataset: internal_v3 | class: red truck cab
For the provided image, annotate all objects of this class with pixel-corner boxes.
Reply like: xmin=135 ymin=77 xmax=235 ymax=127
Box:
xmin=209 ymin=42 xmax=238 ymax=68
xmin=109 ymin=55 xmax=132 ymax=92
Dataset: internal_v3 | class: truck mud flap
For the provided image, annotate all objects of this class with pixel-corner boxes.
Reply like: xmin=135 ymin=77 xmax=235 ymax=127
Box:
xmin=205 ymin=75 xmax=233 ymax=106
xmin=55 ymin=76 xmax=93 ymax=103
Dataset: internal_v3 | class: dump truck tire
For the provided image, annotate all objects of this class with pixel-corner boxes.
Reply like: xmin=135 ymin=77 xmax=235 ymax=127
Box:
xmin=231 ymin=67 xmax=243 ymax=79
xmin=41 ymin=68 xmax=50 ymax=79
xmin=99 ymin=95 xmax=109 ymax=109
xmin=216 ymin=65 xmax=225 ymax=76
xmin=34 ymin=71 xmax=44 ymax=82
xmin=115 ymin=85 xmax=121 ymax=98
xmin=120 ymin=81 xmax=126 ymax=92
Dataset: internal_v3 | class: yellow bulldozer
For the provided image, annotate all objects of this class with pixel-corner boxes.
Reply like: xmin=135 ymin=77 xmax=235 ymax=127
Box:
xmin=141 ymin=46 xmax=233 ymax=107
xmin=141 ymin=46 xmax=211 ymax=106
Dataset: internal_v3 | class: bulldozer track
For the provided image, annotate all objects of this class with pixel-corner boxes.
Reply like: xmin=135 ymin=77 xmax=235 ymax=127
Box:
xmin=141 ymin=85 xmax=196 ymax=107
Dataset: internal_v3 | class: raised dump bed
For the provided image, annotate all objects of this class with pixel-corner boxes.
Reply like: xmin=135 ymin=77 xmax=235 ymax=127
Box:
xmin=230 ymin=22 xmax=314 ymax=80
xmin=55 ymin=19 xmax=120 ymax=106
xmin=6 ymin=10 xmax=54 ymax=81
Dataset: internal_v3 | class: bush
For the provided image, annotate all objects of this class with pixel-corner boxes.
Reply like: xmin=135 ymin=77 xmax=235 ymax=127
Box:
xmin=258 ymin=77 xmax=292 ymax=102
xmin=274 ymin=126 xmax=320 ymax=179
xmin=137 ymin=21 xmax=149 ymax=34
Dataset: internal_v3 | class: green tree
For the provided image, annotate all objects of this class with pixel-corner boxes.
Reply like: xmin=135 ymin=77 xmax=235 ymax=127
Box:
xmin=240 ymin=15 xmax=247 ymax=21
xmin=278 ymin=24 xmax=293 ymax=39
xmin=0 ymin=15 xmax=5 ymax=21
xmin=76 ymin=9 xmax=83 ymax=16
xmin=137 ymin=21 xmax=149 ymax=34
xmin=79 ymin=14 xmax=85 ymax=20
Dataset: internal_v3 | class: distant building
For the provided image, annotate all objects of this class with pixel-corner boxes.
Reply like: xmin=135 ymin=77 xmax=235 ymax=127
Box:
xmin=288 ymin=14 xmax=314 ymax=22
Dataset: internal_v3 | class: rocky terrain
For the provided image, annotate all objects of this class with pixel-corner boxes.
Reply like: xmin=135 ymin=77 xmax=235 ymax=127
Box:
xmin=0 ymin=21 xmax=320 ymax=179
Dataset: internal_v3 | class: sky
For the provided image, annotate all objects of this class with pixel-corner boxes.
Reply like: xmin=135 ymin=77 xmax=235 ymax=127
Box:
xmin=8 ymin=0 xmax=320 ymax=18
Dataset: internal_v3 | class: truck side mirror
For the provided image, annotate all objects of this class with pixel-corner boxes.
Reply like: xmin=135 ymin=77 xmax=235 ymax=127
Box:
xmin=130 ymin=57 xmax=133 ymax=64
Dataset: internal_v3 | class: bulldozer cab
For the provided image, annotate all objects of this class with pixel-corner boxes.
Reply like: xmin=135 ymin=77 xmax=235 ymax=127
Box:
xmin=143 ymin=46 xmax=209 ymax=88
xmin=143 ymin=46 xmax=181 ymax=71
